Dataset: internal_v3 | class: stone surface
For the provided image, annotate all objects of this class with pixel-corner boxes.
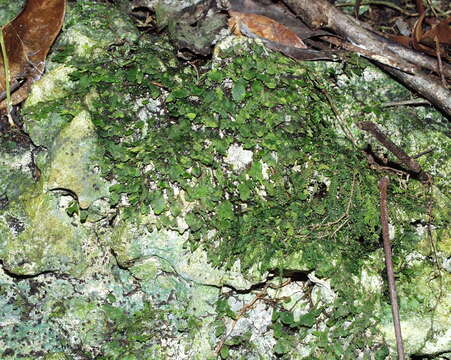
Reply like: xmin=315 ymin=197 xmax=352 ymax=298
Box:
xmin=0 ymin=188 xmax=90 ymax=276
xmin=45 ymin=110 xmax=109 ymax=209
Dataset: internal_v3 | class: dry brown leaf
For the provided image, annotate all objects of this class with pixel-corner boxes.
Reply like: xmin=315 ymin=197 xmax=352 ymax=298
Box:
xmin=0 ymin=0 xmax=66 ymax=110
xmin=228 ymin=10 xmax=307 ymax=49
xmin=390 ymin=13 xmax=449 ymax=58
xmin=421 ymin=16 xmax=451 ymax=46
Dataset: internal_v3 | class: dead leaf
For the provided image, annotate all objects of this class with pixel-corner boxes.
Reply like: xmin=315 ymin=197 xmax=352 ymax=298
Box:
xmin=390 ymin=13 xmax=450 ymax=58
xmin=421 ymin=16 xmax=451 ymax=46
xmin=228 ymin=10 xmax=307 ymax=49
xmin=0 ymin=0 xmax=66 ymax=110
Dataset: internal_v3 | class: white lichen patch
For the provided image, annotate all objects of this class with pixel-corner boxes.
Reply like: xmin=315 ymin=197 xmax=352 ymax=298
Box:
xmin=1 ymin=149 xmax=32 ymax=172
xmin=308 ymin=272 xmax=337 ymax=305
xmin=224 ymin=144 xmax=253 ymax=171
xmin=363 ymin=67 xmax=385 ymax=82
xmin=360 ymin=268 xmax=384 ymax=294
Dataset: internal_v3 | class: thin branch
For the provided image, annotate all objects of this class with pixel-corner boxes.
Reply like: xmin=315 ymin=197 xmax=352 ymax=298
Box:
xmin=336 ymin=1 xmax=419 ymax=17
xmin=412 ymin=148 xmax=435 ymax=159
xmin=281 ymin=0 xmax=451 ymax=118
xmin=434 ymin=36 xmax=447 ymax=88
xmin=379 ymin=176 xmax=405 ymax=360
xmin=382 ymin=98 xmax=431 ymax=107
xmin=357 ymin=121 xmax=431 ymax=183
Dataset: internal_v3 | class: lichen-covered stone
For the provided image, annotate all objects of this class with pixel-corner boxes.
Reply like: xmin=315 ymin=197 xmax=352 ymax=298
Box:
xmin=110 ymin=213 xmax=265 ymax=290
xmin=0 ymin=133 xmax=34 ymax=202
xmin=0 ymin=188 xmax=90 ymax=276
xmin=379 ymin=260 xmax=450 ymax=354
xmin=45 ymin=110 xmax=109 ymax=209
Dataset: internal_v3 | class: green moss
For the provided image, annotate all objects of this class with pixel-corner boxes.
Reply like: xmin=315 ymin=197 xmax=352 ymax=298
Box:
xmin=53 ymin=36 xmax=390 ymax=279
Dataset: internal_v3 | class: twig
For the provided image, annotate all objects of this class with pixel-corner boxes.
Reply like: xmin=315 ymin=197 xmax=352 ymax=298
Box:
xmin=336 ymin=1 xmax=418 ymax=17
xmin=425 ymin=0 xmax=439 ymax=17
xmin=382 ymin=99 xmax=431 ymax=107
xmin=412 ymin=148 xmax=435 ymax=159
xmin=354 ymin=0 xmax=362 ymax=18
xmin=317 ymin=83 xmax=358 ymax=147
xmin=322 ymin=35 xmax=417 ymax=74
xmin=214 ymin=279 xmax=291 ymax=355
xmin=415 ymin=0 xmax=425 ymax=17
xmin=425 ymin=183 xmax=444 ymax=335
xmin=379 ymin=176 xmax=405 ymax=360
xmin=311 ymin=171 xmax=357 ymax=235
xmin=214 ymin=291 xmax=267 ymax=355
xmin=357 ymin=121 xmax=431 ymax=183
xmin=0 ymin=79 xmax=22 ymax=102
xmin=281 ymin=0 xmax=451 ymax=117
xmin=434 ymin=36 xmax=447 ymax=88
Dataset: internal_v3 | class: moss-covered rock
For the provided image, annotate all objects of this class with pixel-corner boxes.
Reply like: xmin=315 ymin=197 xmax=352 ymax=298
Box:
xmin=0 ymin=187 xmax=91 ymax=276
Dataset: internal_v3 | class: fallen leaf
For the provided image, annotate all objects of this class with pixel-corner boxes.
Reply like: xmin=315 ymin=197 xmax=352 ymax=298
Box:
xmin=0 ymin=0 xmax=66 ymax=110
xmin=421 ymin=16 xmax=451 ymax=46
xmin=390 ymin=13 xmax=449 ymax=58
xmin=228 ymin=11 xmax=307 ymax=49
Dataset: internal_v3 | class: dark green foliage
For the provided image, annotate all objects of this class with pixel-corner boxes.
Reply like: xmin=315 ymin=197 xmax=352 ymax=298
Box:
xmin=27 ymin=34 xmax=430 ymax=279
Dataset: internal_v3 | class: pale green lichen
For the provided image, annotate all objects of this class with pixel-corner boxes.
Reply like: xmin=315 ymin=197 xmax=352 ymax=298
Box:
xmin=46 ymin=110 xmax=109 ymax=209
xmin=0 ymin=140 xmax=34 ymax=201
xmin=110 ymin=213 xmax=264 ymax=290
xmin=0 ymin=188 xmax=89 ymax=276
xmin=24 ymin=65 xmax=76 ymax=108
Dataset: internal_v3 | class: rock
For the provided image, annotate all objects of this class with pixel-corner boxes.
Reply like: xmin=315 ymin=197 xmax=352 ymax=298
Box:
xmin=45 ymin=110 xmax=109 ymax=209
xmin=0 ymin=189 xmax=89 ymax=276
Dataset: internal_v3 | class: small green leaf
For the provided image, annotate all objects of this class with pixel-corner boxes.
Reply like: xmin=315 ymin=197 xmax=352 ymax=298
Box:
xmin=66 ymin=201 xmax=79 ymax=217
xmin=185 ymin=212 xmax=202 ymax=232
xmin=150 ymin=191 xmax=166 ymax=215
xmin=217 ymin=201 xmax=234 ymax=220
xmin=279 ymin=311 xmax=294 ymax=325
xmin=298 ymin=312 xmax=317 ymax=327
xmin=232 ymin=80 xmax=247 ymax=102
xmin=186 ymin=112 xmax=197 ymax=120
xmin=274 ymin=337 xmax=291 ymax=355
xmin=238 ymin=183 xmax=251 ymax=201
xmin=219 ymin=345 xmax=229 ymax=359
xmin=208 ymin=70 xmax=225 ymax=82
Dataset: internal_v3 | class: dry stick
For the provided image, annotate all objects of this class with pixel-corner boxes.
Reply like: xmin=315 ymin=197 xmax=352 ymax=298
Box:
xmin=357 ymin=121 xmax=431 ymax=183
xmin=0 ymin=79 xmax=22 ymax=102
xmin=353 ymin=0 xmax=362 ymax=18
xmin=281 ymin=0 xmax=451 ymax=118
xmin=379 ymin=177 xmax=405 ymax=360
xmin=336 ymin=1 xmax=419 ymax=17
xmin=382 ymin=98 xmax=431 ymax=107
xmin=434 ymin=36 xmax=447 ymax=88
